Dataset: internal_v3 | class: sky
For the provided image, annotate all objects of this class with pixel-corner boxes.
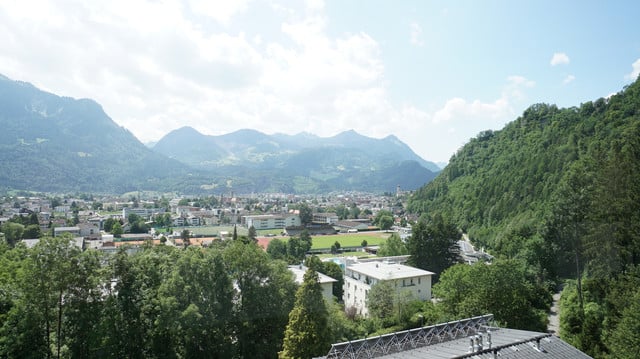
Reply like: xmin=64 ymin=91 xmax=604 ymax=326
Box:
xmin=1 ymin=0 xmax=639 ymax=163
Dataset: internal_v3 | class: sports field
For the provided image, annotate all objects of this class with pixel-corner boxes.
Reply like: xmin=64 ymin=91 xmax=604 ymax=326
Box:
xmin=309 ymin=232 xmax=391 ymax=249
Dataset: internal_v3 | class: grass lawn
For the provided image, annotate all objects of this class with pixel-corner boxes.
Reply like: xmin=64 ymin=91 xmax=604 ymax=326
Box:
xmin=310 ymin=232 xmax=391 ymax=250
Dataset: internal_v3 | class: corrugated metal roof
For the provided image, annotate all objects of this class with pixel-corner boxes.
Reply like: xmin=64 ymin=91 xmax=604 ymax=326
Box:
xmin=321 ymin=315 xmax=592 ymax=359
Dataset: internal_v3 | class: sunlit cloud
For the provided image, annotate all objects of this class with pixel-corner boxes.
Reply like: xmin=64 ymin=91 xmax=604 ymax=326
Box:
xmin=550 ymin=52 xmax=570 ymax=66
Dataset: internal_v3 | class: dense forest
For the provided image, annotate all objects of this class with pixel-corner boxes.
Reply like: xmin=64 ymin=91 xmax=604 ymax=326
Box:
xmin=408 ymin=77 xmax=640 ymax=357
xmin=0 ymin=236 xmax=298 ymax=359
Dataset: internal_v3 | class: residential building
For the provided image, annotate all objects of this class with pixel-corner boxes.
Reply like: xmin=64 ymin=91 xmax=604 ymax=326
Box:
xmin=172 ymin=215 xmax=201 ymax=227
xmin=242 ymin=214 xmax=300 ymax=230
xmin=313 ymin=212 xmax=339 ymax=224
xmin=78 ymin=223 xmax=100 ymax=238
xmin=343 ymin=261 xmax=434 ymax=316
xmin=288 ymin=265 xmax=337 ymax=301
xmin=122 ymin=207 xmax=165 ymax=220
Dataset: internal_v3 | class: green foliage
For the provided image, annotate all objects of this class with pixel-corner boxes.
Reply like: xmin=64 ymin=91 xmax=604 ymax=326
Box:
xmin=367 ymin=281 xmax=395 ymax=323
xmin=373 ymin=210 xmax=394 ymax=230
xmin=286 ymin=231 xmax=312 ymax=264
xmin=280 ymin=269 xmax=331 ymax=359
xmin=407 ymin=214 xmax=460 ymax=282
xmin=322 ymin=261 xmax=344 ymax=301
xmin=606 ymin=288 xmax=640 ymax=358
xmin=224 ymin=241 xmax=297 ymax=358
xmin=248 ymin=225 xmax=257 ymax=243
xmin=434 ymin=260 xmax=549 ymax=332
xmin=267 ymin=238 xmax=288 ymax=261
xmin=297 ymin=203 xmax=313 ymax=226
xmin=407 ymin=78 xmax=640 ymax=355
xmin=408 ymin=80 xmax=640 ymax=276
xmin=377 ymin=233 xmax=408 ymax=257
xmin=111 ymin=222 xmax=123 ymax=237
xmin=0 ymin=222 xmax=24 ymax=246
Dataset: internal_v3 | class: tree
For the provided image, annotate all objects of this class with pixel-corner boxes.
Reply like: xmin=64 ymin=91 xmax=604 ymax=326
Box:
xmin=1 ymin=222 xmax=24 ymax=246
xmin=248 ymin=225 xmax=257 ymax=243
xmin=23 ymin=224 xmax=41 ymax=239
xmin=127 ymin=213 xmax=142 ymax=225
xmin=407 ymin=214 xmax=460 ymax=282
xmin=322 ymin=261 xmax=344 ymax=301
xmin=349 ymin=204 xmax=360 ymax=219
xmin=298 ymin=203 xmax=313 ymax=226
xmin=24 ymin=235 xmax=82 ymax=359
xmin=159 ymin=248 xmax=235 ymax=358
xmin=434 ymin=260 xmax=549 ymax=331
xmin=288 ymin=231 xmax=312 ymax=263
xmin=377 ymin=233 xmax=408 ymax=257
xmin=280 ymin=269 xmax=331 ymax=359
xmin=129 ymin=220 xmax=149 ymax=234
xmin=224 ymin=241 xmax=297 ymax=358
xmin=111 ymin=222 xmax=123 ymax=238
xmin=300 ymin=229 xmax=312 ymax=250
xmin=367 ymin=281 xmax=395 ymax=322
xmin=607 ymin=289 xmax=640 ymax=358
xmin=545 ymin=162 xmax=593 ymax=320
xmin=180 ymin=229 xmax=191 ymax=247
xmin=304 ymin=255 xmax=323 ymax=273
xmin=373 ymin=210 xmax=394 ymax=230
xmin=103 ymin=217 xmax=116 ymax=233
xmin=267 ymin=238 xmax=288 ymax=261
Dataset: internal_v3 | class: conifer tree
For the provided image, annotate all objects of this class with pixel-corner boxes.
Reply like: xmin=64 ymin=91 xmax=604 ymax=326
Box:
xmin=280 ymin=269 xmax=331 ymax=359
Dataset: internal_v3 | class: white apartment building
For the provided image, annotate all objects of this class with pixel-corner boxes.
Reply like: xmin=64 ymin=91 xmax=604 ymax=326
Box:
xmin=312 ymin=212 xmax=339 ymax=224
xmin=242 ymin=214 xmax=300 ymax=230
xmin=343 ymin=261 xmax=434 ymax=316
xmin=288 ymin=265 xmax=338 ymax=301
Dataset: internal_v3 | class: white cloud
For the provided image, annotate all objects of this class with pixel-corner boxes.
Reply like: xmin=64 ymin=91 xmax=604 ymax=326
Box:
xmin=410 ymin=22 xmax=424 ymax=47
xmin=188 ymin=0 xmax=250 ymax=25
xmin=0 ymin=1 xmax=539 ymax=163
xmin=432 ymin=97 xmax=509 ymax=124
xmin=427 ymin=75 xmax=535 ymax=127
xmin=625 ymin=58 xmax=640 ymax=80
xmin=550 ymin=52 xmax=570 ymax=66
xmin=563 ymin=74 xmax=576 ymax=84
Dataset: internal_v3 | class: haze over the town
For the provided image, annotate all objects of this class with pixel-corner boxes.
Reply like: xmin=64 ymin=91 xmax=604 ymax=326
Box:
xmin=1 ymin=0 xmax=638 ymax=162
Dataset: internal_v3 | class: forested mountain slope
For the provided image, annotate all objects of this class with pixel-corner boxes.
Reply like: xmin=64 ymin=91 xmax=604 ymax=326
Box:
xmin=409 ymin=78 xmax=639 ymax=264
xmin=408 ymin=78 xmax=640 ymax=356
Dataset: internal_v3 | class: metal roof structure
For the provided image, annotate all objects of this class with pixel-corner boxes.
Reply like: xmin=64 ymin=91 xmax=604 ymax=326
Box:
xmin=321 ymin=314 xmax=592 ymax=359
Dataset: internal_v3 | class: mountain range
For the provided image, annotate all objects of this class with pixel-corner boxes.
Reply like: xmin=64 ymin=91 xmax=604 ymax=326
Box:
xmin=0 ymin=74 xmax=438 ymax=194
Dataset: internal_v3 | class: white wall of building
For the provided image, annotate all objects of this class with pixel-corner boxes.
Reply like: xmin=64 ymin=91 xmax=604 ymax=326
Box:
xmin=343 ymin=261 xmax=433 ymax=317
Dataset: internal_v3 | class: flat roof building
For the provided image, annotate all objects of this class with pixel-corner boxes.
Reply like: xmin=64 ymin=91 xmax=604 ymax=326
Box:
xmin=242 ymin=214 xmax=300 ymax=230
xmin=344 ymin=261 xmax=434 ymax=317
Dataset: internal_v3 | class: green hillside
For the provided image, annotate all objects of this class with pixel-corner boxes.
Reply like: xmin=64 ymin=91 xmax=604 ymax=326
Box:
xmin=407 ymin=78 xmax=640 ymax=357
xmin=409 ymin=79 xmax=640 ymax=266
